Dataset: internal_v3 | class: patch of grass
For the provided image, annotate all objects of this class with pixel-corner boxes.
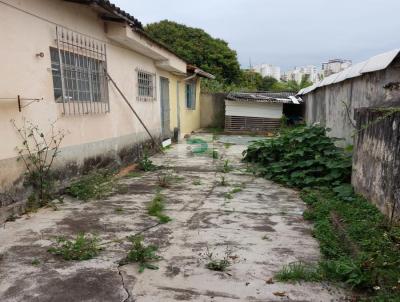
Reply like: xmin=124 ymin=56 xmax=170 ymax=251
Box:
xmin=262 ymin=235 xmax=269 ymax=240
xmin=224 ymin=143 xmax=234 ymax=149
xmin=125 ymin=171 xmax=142 ymax=178
xmin=147 ymin=192 xmax=172 ymax=223
xmin=231 ymin=187 xmax=242 ymax=194
xmin=5 ymin=214 xmax=17 ymax=222
xmin=115 ymin=207 xmax=124 ymax=214
xmin=66 ymin=171 xmax=114 ymax=201
xmin=299 ymin=189 xmax=400 ymax=299
xmin=119 ymin=235 xmax=161 ymax=272
xmin=48 ymin=233 xmax=102 ymax=261
xmin=205 ymin=247 xmax=231 ymax=272
xmin=224 ymin=192 xmax=233 ymax=200
xmin=31 ymin=258 xmax=40 ymax=266
xmin=275 ymin=262 xmax=321 ymax=282
xmin=193 ymin=179 xmax=202 ymax=186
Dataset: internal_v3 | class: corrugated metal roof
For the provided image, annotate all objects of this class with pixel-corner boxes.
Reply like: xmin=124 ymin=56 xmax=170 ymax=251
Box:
xmin=297 ymin=49 xmax=400 ymax=95
xmin=226 ymin=92 xmax=302 ymax=104
xmin=362 ymin=48 xmax=400 ymax=73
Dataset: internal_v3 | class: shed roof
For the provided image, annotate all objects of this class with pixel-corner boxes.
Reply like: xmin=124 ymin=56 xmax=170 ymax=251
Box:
xmin=226 ymin=92 xmax=302 ymax=104
xmin=297 ymin=49 xmax=400 ymax=96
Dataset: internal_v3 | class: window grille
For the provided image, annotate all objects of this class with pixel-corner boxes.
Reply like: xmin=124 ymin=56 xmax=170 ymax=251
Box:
xmin=137 ymin=69 xmax=156 ymax=102
xmin=52 ymin=26 xmax=109 ymax=115
xmin=186 ymin=82 xmax=196 ymax=109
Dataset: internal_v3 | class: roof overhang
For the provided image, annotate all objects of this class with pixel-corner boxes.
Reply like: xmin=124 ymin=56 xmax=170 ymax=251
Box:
xmin=226 ymin=92 xmax=302 ymax=104
xmin=187 ymin=65 xmax=215 ymax=79
xmin=106 ymin=23 xmax=187 ymax=73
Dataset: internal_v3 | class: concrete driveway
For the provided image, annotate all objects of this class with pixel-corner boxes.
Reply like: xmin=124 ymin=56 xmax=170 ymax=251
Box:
xmin=0 ymin=134 xmax=347 ymax=301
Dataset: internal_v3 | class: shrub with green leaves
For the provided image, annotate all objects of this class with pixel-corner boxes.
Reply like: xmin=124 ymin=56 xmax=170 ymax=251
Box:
xmin=139 ymin=153 xmax=157 ymax=171
xmin=243 ymin=126 xmax=352 ymax=188
xmin=48 ymin=233 xmax=102 ymax=261
xmin=120 ymin=235 xmax=161 ymax=272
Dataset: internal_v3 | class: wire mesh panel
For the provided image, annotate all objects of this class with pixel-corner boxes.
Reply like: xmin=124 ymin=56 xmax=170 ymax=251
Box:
xmin=136 ymin=69 xmax=156 ymax=102
xmin=53 ymin=26 xmax=109 ymax=115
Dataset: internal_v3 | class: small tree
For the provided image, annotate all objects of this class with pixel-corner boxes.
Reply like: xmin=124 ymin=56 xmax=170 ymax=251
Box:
xmin=11 ymin=119 xmax=66 ymax=208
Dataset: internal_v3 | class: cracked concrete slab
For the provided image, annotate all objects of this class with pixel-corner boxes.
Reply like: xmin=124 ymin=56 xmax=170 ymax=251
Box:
xmin=0 ymin=133 xmax=348 ymax=301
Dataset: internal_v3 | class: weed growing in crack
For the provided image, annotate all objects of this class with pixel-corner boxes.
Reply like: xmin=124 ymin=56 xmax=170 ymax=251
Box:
xmin=115 ymin=207 xmax=124 ymax=214
xmin=218 ymin=176 xmax=229 ymax=186
xmin=205 ymin=246 xmax=232 ymax=272
xmin=158 ymin=172 xmax=184 ymax=188
xmin=224 ymin=143 xmax=234 ymax=149
xmin=66 ymin=170 xmax=115 ymax=201
xmin=157 ymin=173 xmax=172 ymax=188
xmin=138 ymin=152 xmax=157 ymax=172
xmin=147 ymin=192 xmax=171 ymax=223
xmin=125 ymin=171 xmax=142 ymax=178
xmin=119 ymin=235 xmax=161 ymax=272
xmin=275 ymin=262 xmax=321 ymax=282
xmin=231 ymin=187 xmax=242 ymax=194
xmin=48 ymin=233 xmax=102 ymax=261
xmin=207 ymin=149 xmax=219 ymax=159
xmin=218 ymin=160 xmax=233 ymax=173
xmin=193 ymin=179 xmax=202 ymax=186
xmin=224 ymin=192 xmax=233 ymax=200
xmin=31 ymin=258 xmax=40 ymax=266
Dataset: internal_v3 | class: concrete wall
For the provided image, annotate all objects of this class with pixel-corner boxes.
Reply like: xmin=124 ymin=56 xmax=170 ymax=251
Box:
xmin=303 ymin=56 xmax=400 ymax=145
xmin=200 ymin=93 xmax=226 ymax=129
xmin=352 ymin=105 xmax=400 ymax=220
xmin=0 ymin=0 xmax=199 ymax=199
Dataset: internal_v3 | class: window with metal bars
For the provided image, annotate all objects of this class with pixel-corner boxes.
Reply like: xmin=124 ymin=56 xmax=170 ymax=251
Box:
xmin=137 ymin=70 xmax=156 ymax=101
xmin=186 ymin=82 xmax=196 ymax=109
xmin=52 ymin=26 xmax=109 ymax=115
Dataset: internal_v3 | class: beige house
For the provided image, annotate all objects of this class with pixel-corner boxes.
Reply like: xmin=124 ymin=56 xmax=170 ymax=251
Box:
xmin=0 ymin=0 xmax=213 ymax=200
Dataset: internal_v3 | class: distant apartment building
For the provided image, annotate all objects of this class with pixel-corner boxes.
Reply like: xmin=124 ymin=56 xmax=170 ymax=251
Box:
xmin=252 ymin=64 xmax=281 ymax=80
xmin=282 ymin=65 xmax=321 ymax=84
xmin=322 ymin=59 xmax=352 ymax=77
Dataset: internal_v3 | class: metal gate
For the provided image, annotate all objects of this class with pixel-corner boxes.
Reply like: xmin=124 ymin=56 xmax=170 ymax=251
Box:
xmin=160 ymin=77 xmax=171 ymax=139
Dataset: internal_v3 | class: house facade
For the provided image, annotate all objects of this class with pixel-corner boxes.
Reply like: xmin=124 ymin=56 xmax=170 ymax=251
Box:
xmin=0 ymin=0 xmax=212 ymax=198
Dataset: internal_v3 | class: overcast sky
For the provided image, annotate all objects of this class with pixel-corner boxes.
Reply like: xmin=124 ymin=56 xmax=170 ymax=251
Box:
xmin=112 ymin=0 xmax=400 ymax=71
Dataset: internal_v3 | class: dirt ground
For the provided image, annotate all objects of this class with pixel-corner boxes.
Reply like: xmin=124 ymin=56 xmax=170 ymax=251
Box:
xmin=0 ymin=133 xmax=348 ymax=301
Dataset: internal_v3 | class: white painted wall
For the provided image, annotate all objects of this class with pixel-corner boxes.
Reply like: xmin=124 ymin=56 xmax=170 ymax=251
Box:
xmin=225 ymin=100 xmax=283 ymax=119
xmin=0 ymin=0 xmax=189 ymax=190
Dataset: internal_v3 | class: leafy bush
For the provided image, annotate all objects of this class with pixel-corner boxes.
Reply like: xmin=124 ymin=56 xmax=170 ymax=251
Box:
xmin=48 ymin=233 xmax=102 ymax=261
xmin=243 ymin=126 xmax=352 ymax=188
xmin=120 ymin=235 xmax=161 ymax=272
